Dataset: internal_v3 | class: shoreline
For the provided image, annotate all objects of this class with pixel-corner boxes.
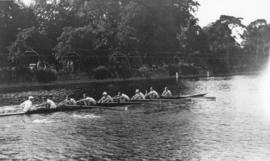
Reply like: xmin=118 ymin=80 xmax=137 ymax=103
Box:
xmin=0 ymin=71 xmax=259 ymax=92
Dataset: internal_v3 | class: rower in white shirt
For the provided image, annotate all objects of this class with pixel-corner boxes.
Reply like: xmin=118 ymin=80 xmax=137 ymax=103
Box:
xmin=37 ymin=96 xmax=57 ymax=109
xmin=46 ymin=97 xmax=57 ymax=109
xmin=77 ymin=93 xmax=96 ymax=105
xmin=131 ymin=89 xmax=145 ymax=100
xmin=98 ymin=92 xmax=114 ymax=103
xmin=161 ymin=86 xmax=172 ymax=97
xmin=59 ymin=95 xmax=77 ymax=105
xmin=113 ymin=92 xmax=130 ymax=102
xmin=20 ymin=96 xmax=34 ymax=112
xmin=145 ymin=87 xmax=160 ymax=99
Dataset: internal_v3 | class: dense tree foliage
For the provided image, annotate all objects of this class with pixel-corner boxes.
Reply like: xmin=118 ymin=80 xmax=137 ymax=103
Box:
xmin=0 ymin=0 xmax=270 ymax=82
xmin=202 ymin=15 xmax=246 ymax=72
xmin=243 ymin=19 xmax=270 ymax=65
xmin=0 ymin=1 xmax=37 ymax=65
xmin=9 ymin=26 xmax=53 ymax=64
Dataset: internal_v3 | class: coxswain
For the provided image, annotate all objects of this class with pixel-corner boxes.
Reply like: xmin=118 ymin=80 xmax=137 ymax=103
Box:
xmin=113 ymin=92 xmax=130 ymax=102
xmin=131 ymin=89 xmax=145 ymax=100
xmin=161 ymin=86 xmax=172 ymax=97
xmin=145 ymin=87 xmax=160 ymax=99
xmin=20 ymin=96 xmax=34 ymax=112
xmin=98 ymin=92 xmax=114 ymax=103
xmin=77 ymin=93 xmax=96 ymax=105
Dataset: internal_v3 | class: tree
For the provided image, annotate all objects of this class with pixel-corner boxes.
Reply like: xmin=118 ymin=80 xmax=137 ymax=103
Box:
xmin=31 ymin=0 xmax=79 ymax=45
xmin=0 ymin=1 xmax=37 ymax=66
xmin=54 ymin=0 xmax=138 ymax=71
xmin=54 ymin=25 xmax=108 ymax=71
xmin=203 ymin=15 xmax=246 ymax=70
xmin=8 ymin=26 xmax=53 ymax=65
xmin=128 ymin=0 xmax=200 ymax=64
xmin=243 ymin=19 xmax=270 ymax=65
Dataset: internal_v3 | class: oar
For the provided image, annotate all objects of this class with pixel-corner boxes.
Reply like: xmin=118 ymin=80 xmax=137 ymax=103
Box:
xmin=190 ymin=96 xmax=216 ymax=100
xmin=61 ymin=104 xmax=128 ymax=112
xmin=0 ymin=112 xmax=26 ymax=117
xmin=179 ymin=93 xmax=208 ymax=98
xmin=100 ymin=106 xmax=128 ymax=111
xmin=34 ymin=103 xmax=47 ymax=108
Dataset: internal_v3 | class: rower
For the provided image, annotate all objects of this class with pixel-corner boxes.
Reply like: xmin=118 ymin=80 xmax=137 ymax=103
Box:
xmin=161 ymin=86 xmax=172 ymax=97
xmin=98 ymin=92 xmax=113 ymax=103
xmin=46 ymin=97 xmax=57 ymax=109
xmin=69 ymin=97 xmax=77 ymax=105
xmin=77 ymin=93 xmax=96 ymax=105
xmin=20 ymin=96 xmax=34 ymax=112
xmin=60 ymin=95 xmax=77 ymax=105
xmin=39 ymin=96 xmax=57 ymax=109
xmin=145 ymin=87 xmax=160 ymax=99
xmin=113 ymin=92 xmax=130 ymax=102
xmin=131 ymin=89 xmax=145 ymax=100
xmin=58 ymin=95 xmax=70 ymax=105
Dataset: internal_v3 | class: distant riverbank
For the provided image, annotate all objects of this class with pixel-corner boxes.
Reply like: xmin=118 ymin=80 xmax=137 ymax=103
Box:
xmin=0 ymin=71 xmax=259 ymax=93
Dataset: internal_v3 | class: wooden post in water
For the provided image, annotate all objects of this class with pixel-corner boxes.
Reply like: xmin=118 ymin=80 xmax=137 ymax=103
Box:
xmin=207 ymin=71 xmax=210 ymax=77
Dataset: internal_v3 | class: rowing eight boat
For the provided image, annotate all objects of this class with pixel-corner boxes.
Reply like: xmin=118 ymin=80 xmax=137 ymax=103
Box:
xmin=0 ymin=93 xmax=208 ymax=117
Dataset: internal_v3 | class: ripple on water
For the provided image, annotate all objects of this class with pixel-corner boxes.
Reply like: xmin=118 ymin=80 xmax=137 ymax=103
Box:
xmin=71 ymin=114 xmax=101 ymax=119
xmin=32 ymin=119 xmax=55 ymax=124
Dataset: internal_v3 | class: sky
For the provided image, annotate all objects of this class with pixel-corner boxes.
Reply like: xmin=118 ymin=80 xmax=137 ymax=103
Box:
xmin=22 ymin=0 xmax=270 ymax=27
xmin=196 ymin=0 xmax=270 ymax=27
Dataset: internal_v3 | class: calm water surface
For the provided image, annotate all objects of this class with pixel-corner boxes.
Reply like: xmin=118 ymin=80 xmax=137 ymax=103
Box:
xmin=1 ymin=75 xmax=270 ymax=161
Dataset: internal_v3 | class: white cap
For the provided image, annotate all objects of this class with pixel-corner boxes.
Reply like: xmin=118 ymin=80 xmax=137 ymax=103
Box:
xmin=135 ymin=89 xmax=139 ymax=93
xmin=103 ymin=92 xmax=107 ymax=95
xmin=28 ymin=96 xmax=34 ymax=100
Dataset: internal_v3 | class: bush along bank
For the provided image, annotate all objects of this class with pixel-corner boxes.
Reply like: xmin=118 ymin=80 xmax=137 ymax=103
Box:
xmin=0 ymin=62 xmax=259 ymax=85
xmin=0 ymin=67 xmax=57 ymax=84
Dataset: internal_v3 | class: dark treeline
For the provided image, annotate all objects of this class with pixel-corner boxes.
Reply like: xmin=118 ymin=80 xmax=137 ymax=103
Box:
xmin=0 ymin=0 xmax=270 ymax=83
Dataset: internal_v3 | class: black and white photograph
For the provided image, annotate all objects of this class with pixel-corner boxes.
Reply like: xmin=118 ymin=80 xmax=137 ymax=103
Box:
xmin=1 ymin=0 xmax=270 ymax=160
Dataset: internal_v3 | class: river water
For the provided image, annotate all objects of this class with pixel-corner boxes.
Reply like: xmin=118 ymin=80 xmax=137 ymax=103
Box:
xmin=1 ymin=75 xmax=270 ymax=160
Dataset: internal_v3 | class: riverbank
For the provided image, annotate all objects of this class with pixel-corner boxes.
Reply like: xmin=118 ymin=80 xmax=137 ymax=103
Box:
xmin=0 ymin=71 xmax=259 ymax=93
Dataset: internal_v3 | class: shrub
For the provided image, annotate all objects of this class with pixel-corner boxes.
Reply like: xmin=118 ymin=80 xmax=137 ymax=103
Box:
xmin=92 ymin=66 xmax=112 ymax=79
xmin=35 ymin=69 xmax=57 ymax=83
